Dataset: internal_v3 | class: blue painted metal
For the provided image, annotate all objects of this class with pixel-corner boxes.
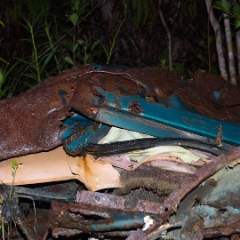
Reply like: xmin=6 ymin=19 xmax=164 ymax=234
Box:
xmin=59 ymin=67 xmax=240 ymax=153
xmin=213 ymin=90 xmax=221 ymax=102
xmin=92 ymin=65 xmax=102 ymax=71
xmin=61 ymin=114 xmax=107 ymax=152
xmin=93 ymin=87 xmax=240 ymax=146
xmin=90 ymin=212 xmax=145 ymax=231
xmin=61 ymin=114 xmax=94 ymax=140
xmin=64 ymin=124 xmax=99 ymax=152
xmin=58 ymin=89 xmax=68 ymax=105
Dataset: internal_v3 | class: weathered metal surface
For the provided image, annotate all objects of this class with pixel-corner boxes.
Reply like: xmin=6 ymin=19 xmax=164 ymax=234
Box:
xmin=93 ymin=85 xmax=240 ymax=145
xmin=69 ymin=68 xmax=240 ymax=147
xmin=202 ymin=220 xmax=240 ymax=238
xmin=49 ymin=144 xmax=240 ymax=239
xmin=0 ymin=65 xmax=240 ymax=160
xmin=113 ymin=165 xmax=187 ymax=196
xmin=15 ymin=211 xmax=41 ymax=240
xmin=0 ymin=67 xmax=84 ymax=160
xmin=61 ymin=113 xmax=103 ymax=155
xmin=0 ymin=65 xmax=240 ymax=238
xmin=160 ymin=147 xmax=240 ymax=221
xmin=165 ymin=164 xmax=240 ymax=239
xmin=46 ymin=147 xmax=240 ymax=238
xmin=125 ymin=146 xmax=240 ymax=239
xmin=48 ymin=190 xmax=164 ymax=237
xmin=51 ymin=227 xmax=83 ymax=238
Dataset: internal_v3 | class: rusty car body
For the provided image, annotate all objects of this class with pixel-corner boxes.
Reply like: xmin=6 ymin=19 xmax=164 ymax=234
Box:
xmin=0 ymin=64 xmax=240 ymax=239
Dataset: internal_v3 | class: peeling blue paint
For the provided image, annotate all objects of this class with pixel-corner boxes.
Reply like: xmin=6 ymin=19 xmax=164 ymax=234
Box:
xmin=93 ymin=87 xmax=240 ymax=146
xmin=58 ymin=89 xmax=68 ymax=105
xmin=90 ymin=212 xmax=145 ymax=231
xmin=61 ymin=113 xmax=107 ymax=152
xmin=213 ymin=90 xmax=221 ymax=102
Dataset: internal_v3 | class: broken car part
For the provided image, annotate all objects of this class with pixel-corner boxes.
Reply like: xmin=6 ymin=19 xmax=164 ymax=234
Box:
xmin=0 ymin=65 xmax=240 ymax=160
xmin=0 ymin=65 xmax=240 ymax=239
xmin=84 ymin=137 xmax=225 ymax=156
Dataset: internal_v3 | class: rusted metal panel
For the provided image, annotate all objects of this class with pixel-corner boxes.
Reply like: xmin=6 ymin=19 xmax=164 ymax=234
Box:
xmin=0 ymin=65 xmax=240 ymax=160
xmin=126 ymin=146 xmax=240 ymax=239
xmin=47 ymin=147 xmax=240 ymax=238
xmin=48 ymin=190 xmax=165 ymax=237
xmin=0 ymin=65 xmax=240 ymax=239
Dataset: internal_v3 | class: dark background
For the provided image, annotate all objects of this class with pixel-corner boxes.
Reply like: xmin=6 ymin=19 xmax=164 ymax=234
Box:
xmin=0 ymin=0 xmax=237 ymax=98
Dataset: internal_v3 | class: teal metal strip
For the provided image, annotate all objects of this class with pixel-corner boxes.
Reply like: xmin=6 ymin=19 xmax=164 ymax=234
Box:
xmin=90 ymin=212 xmax=145 ymax=231
xmin=94 ymin=87 xmax=240 ymax=146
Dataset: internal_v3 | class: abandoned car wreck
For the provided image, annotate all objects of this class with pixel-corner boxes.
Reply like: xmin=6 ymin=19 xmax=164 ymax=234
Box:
xmin=0 ymin=64 xmax=240 ymax=239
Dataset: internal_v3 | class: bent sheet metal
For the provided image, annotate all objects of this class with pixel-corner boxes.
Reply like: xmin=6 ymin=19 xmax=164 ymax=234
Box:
xmin=0 ymin=65 xmax=240 ymax=239
xmin=0 ymin=64 xmax=240 ymax=160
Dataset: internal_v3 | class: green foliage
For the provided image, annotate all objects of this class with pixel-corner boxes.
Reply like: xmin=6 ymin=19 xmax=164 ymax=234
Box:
xmin=11 ymin=160 xmax=18 ymax=179
xmin=214 ymin=0 xmax=240 ymax=29
xmin=178 ymin=0 xmax=198 ymax=21
xmin=214 ymin=1 xmax=231 ymax=13
xmin=11 ymin=160 xmax=18 ymax=171
xmin=65 ymin=37 xmax=102 ymax=65
xmin=67 ymin=0 xmax=89 ymax=26
xmin=16 ymin=13 xmax=61 ymax=84
xmin=0 ymin=58 xmax=8 ymax=65
xmin=64 ymin=0 xmax=103 ymax=66
xmin=233 ymin=5 xmax=240 ymax=28
xmin=0 ymin=159 xmax=19 ymax=239
xmin=1 ymin=0 xmax=238 ymax=97
xmin=0 ymin=21 xmax=7 ymax=65
xmin=18 ymin=15 xmax=43 ymax=83
xmin=0 ymin=62 xmax=18 ymax=99
xmin=44 ymin=20 xmax=61 ymax=74
xmin=0 ymin=0 xmax=65 ymax=95
xmin=187 ymin=2 xmax=197 ymax=19
xmin=122 ymin=0 xmax=151 ymax=29
xmin=101 ymin=4 xmax=127 ymax=64
xmin=0 ymin=0 xmax=110 ymax=98
xmin=154 ymin=53 xmax=186 ymax=78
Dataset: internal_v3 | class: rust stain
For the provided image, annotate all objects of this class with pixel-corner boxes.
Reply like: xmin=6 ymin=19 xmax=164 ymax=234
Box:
xmin=114 ymin=100 xmax=122 ymax=111
xmin=128 ymin=100 xmax=143 ymax=115
xmin=78 ymin=156 xmax=91 ymax=177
